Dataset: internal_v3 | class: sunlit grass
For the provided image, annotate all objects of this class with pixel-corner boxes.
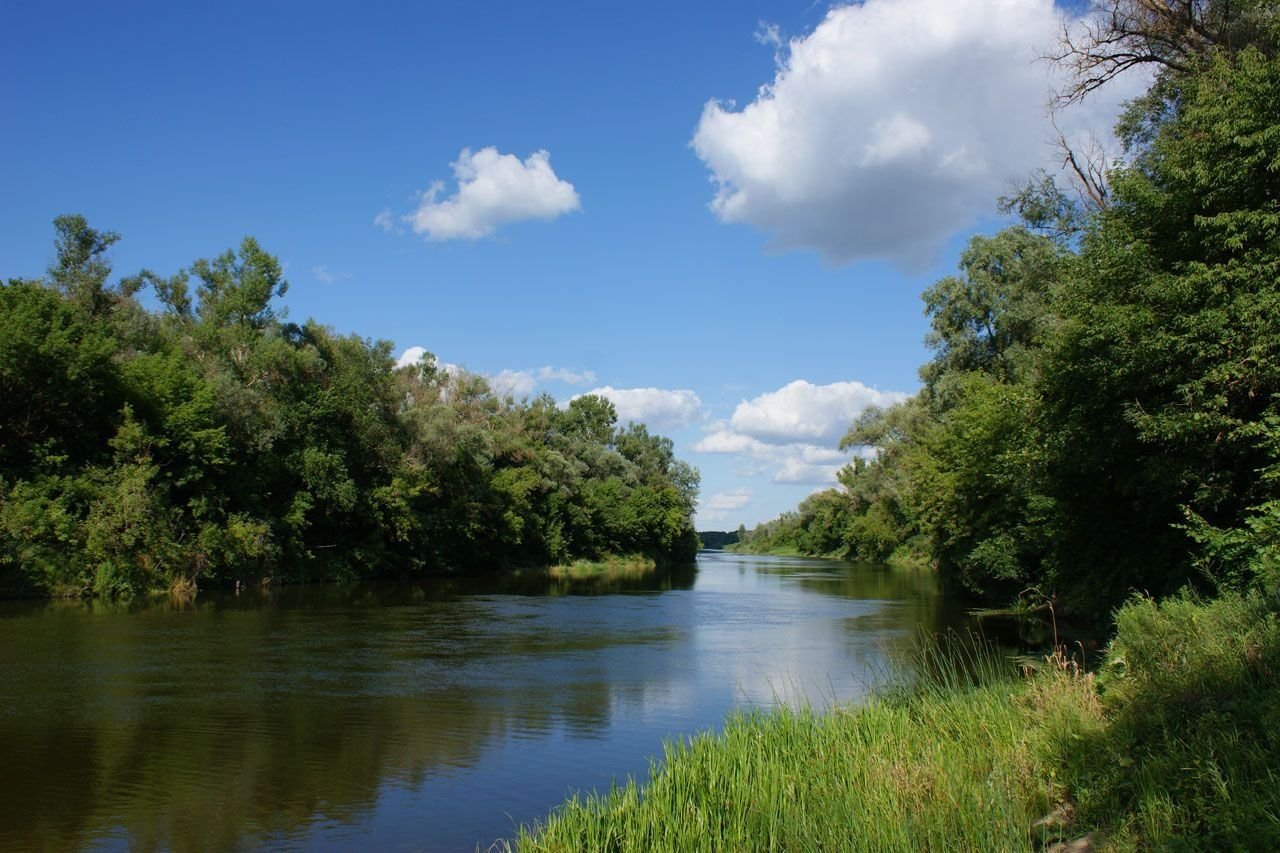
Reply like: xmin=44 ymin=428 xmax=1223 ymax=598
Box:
xmin=509 ymin=635 xmax=1099 ymax=852
xmin=546 ymin=554 xmax=656 ymax=583
xmin=507 ymin=592 xmax=1280 ymax=852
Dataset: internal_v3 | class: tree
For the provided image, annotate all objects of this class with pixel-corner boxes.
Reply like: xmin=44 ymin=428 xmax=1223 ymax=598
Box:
xmin=1050 ymin=0 xmax=1280 ymax=106
xmin=920 ymin=227 xmax=1064 ymax=388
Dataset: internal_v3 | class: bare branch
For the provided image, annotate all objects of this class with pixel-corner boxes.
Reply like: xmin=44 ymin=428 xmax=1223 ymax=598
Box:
xmin=1051 ymin=116 xmax=1113 ymax=210
xmin=1048 ymin=0 xmax=1237 ymax=106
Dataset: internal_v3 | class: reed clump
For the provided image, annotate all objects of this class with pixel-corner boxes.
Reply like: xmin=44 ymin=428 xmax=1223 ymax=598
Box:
xmin=546 ymin=555 xmax=656 ymax=583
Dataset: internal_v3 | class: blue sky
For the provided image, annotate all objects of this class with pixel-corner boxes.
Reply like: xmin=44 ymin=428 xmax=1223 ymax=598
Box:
xmin=1 ymin=1 xmax=1136 ymax=528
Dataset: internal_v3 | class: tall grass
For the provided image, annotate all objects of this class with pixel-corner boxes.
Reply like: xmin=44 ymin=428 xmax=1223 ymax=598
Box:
xmin=508 ymin=592 xmax=1280 ymax=852
xmin=510 ymin=634 xmax=1100 ymax=852
xmin=1061 ymin=591 xmax=1280 ymax=850
xmin=545 ymin=555 xmax=656 ymax=583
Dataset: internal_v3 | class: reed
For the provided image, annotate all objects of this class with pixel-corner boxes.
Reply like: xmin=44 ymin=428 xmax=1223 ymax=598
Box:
xmin=510 ymin=633 xmax=1098 ymax=851
xmin=546 ymin=555 xmax=656 ymax=583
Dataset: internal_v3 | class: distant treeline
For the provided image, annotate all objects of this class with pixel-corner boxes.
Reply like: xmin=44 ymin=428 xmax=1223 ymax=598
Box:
xmin=697 ymin=530 xmax=741 ymax=550
xmin=0 ymin=227 xmax=699 ymax=597
xmin=738 ymin=29 xmax=1280 ymax=618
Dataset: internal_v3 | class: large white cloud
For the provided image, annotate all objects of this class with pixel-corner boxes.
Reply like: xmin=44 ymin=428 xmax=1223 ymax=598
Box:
xmin=692 ymin=0 xmax=1144 ymax=266
xmin=729 ymin=380 xmax=907 ymax=445
xmin=406 ymin=147 xmax=581 ymax=240
xmin=694 ymin=379 xmax=904 ymax=486
xmin=581 ymin=386 xmax=703 ymax=431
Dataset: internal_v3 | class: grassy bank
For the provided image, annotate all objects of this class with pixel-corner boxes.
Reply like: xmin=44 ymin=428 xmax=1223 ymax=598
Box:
xmin=511 ymin=592 xmax=1280 ymax=851
xmin=724 ymin=541 xmax=932 ymax=572
xmin=724 ymin=543 xmax=810 ymax=558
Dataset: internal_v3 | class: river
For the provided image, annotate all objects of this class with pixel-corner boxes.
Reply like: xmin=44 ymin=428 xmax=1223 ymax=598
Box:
xmin=0 ymin=551 xmax=976 ymax=851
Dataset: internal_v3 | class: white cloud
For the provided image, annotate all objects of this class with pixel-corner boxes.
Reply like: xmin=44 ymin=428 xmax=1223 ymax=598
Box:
xmin=698 ymin=488 xmax=754 ymax=524
xmin=753 ymin=21 xmax=782 ymax=48
xmin=730 ymin=380 xmax=907 ymax=445
xmin=490 ymin=369 xmax=538 ymax=398
xmin=394 ymin=348 xmax=595 ymax=398
xmin=373 ymin=209 xmax=397 ymax=233
xmin=692 ymin=0 xmax=1145 ymax=266
xmin=772 ymin=457 xmax=846 ymax=486
xmin=693 ymin=379 xmax=905 ymax=487
xmin=536 ymin=366 xmax=596 ymax=385
xmin=705 ymin=488 xmax=753 ymax=512
xmin=692 ymin=429 xmax=769 ymax=455
xmin=312 ymin=265 xmax=350 ymax=284
xmin=581 ymin=386 xmax=703 ymax=431
xmin=393 ymin=346 xmax=461 ymax=376
xmin=395 ymin=346 xmax=430 ymax=369
xmin=406 ymin=147 xmax=581 ymax=240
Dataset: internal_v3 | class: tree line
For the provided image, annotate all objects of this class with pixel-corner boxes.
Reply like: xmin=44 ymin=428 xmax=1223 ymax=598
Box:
xmin=735 ymin=0 xmax=1280 ymax=617
xmin=0 ymin=229 xmax=699 ymax=597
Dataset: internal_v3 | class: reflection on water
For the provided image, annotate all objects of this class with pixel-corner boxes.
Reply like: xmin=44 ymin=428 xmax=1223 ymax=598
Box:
xmin=0 ymin=552 xmax=971 ymax=851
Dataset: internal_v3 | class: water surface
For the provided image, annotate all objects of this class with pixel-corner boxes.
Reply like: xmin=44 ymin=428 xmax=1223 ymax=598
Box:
xmin=0 ymin=551 xmax=971 ymax=851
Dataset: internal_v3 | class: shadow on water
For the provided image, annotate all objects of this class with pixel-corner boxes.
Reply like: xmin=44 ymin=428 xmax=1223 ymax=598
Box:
xmin=0 ymin=567 xmax=703 ymax=850
xmin=0 ymin=553 xmax=1015 ymax=851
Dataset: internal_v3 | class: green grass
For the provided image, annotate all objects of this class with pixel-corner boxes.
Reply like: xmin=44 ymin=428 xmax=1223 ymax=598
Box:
xmin=545 ymin=554 xmax=657 ymax=583
xmin=1061 ymin=592 xmax=1280 ymax=850
xmin=508 ymin=592 xmax=1280 ymax=852
xmin=510 ymin=635 xmax=1099 ymax=852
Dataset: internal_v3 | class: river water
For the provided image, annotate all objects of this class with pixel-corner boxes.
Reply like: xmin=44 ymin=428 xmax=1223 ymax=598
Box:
xmin=0 ymin=551 xmax=975 ymax=851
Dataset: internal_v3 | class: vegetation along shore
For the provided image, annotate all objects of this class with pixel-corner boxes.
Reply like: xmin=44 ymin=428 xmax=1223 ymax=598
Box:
xmin=3 ymin=1 xmax=1279 ymax=850
xmin=0 ymin=231 xmax=699 ymax=598
xmin=515 ymin=4 xmax=1280 ymax=849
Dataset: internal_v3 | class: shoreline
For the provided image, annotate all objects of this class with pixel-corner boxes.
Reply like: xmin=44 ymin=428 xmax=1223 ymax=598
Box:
xmin=510 ymin=591 xmax=1280 ymax=851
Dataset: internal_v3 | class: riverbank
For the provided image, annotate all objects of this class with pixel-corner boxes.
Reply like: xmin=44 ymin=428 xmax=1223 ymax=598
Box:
xmin=512 ymin=591 xmax=1280 ymax=851
xmin=1 ymin=553 xmax=673 ymax=602
xmin=726 ymin=541 xmax=933 ymax=572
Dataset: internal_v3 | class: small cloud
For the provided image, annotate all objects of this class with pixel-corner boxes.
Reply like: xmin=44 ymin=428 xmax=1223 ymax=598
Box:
xmin=373 ymin=208 xmax=398 ymax=233
xmin=394 ymin=346 xmax=461 ymax=376
xmin=312 ymin=265 xmax=351 ymax=284
xmin=394 ymin=348 xmax=593 ymax=399
xmin=395 ymin=346 xmax=429 ymax=369
xmin=535 ymin=366 xmax=597 ymax=385
xmin=704 ymin=488 xmax=753 ymax=512
xmin=405 ymin=147 xmax=581 ymax=241
xmin=772 ymin=457 xmax=845 ymax=486
xmin=580 ymin=386 xmax=703 ymax=431
xmin=692 ymin=429 xmax=768 ymax=455
xmin=490 ymin=369 xmax=538 ymax=398
xmin=753 ymin=20 xmax=782 ymax=49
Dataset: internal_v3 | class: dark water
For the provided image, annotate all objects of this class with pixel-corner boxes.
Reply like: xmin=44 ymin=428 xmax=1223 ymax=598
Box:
xmin=0 ymin=551 xmax=974 ymax=851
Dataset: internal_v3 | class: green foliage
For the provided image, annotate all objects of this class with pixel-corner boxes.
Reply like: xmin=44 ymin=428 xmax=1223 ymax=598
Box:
xmin=696 ymin=530 xmax=740 ymax=550
xmin=0 ymin=221 xmax=699 ymax=597
xmin=920 ymin=226 xmax=1063 ymax=387
xmin=1037 ymin=46 xmax=1280 ymax=611
xmin=1063 ymin=592 xmax=1280 ymax=849
xmin=736 ymin=36 xmax=1280 ymax=619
